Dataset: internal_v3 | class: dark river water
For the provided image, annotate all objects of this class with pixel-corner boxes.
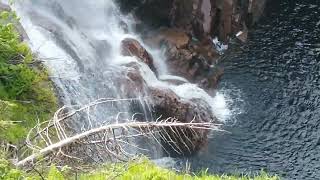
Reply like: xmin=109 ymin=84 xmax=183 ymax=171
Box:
xmin=187 ymin=1 xmax=320 ymax=179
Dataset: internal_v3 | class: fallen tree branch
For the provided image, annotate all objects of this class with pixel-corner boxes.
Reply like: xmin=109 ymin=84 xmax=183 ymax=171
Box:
xmin=16 ymin=120 xmax=220 ymax=167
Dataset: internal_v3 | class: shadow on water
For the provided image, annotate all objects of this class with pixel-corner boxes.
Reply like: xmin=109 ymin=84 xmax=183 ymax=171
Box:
xmin=187 ymin=0 xmax=320 ymax=179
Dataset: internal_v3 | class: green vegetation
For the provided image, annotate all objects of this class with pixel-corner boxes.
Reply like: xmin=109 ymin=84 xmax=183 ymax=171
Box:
xmin=0 ymin=10 xmax=57 ymax=143
xmin=0 ymin=155 xmax=278 ymax=180
xmin=80 ymin=159 xmax=279 ymax=180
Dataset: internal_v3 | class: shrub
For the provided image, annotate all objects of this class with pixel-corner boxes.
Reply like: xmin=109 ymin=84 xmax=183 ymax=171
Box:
xmin=0 ymin=10 xmax=57 ymax=143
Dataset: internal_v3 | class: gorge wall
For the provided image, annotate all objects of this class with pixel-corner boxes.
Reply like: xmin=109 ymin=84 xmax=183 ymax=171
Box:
xmin=117 ymin=0 xmax=266 ymax=43
xmin=116 ymin=0 xmax=267 ymax=90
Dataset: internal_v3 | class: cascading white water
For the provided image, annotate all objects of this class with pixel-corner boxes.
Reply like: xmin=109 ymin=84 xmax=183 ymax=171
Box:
xmin=11 ymin=0 xmax=232 ymax=157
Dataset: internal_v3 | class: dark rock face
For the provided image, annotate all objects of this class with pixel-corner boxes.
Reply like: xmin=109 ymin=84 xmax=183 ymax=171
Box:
xmin=116 ymin=0 xmax=266 ymax=155
xmin=118 ymin=38 xmax=216 ymax=155
xmin=117 ymin=0 xmax=266 ymax=90
xmin=121 ymin=38 xmax=158 ymax=76
xmin=117 ymin=0 xmax=173 ymax=28
xmin=145 ymin=28 xmax=223 ymax=89
xmin=117 ymin=0 xmax=266 ymax=42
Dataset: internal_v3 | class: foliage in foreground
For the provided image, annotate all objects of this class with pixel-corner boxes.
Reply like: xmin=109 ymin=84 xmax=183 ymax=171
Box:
xmin=81 ymin=159 xmax=279 ymax=180
xmin=0 ymin=10 xmax=57 ymax=143
xmin=0 ymin=155 xmax=279 ymax=180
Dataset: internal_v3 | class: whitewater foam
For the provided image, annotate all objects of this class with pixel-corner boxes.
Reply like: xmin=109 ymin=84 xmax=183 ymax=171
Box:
xmin=12 ymin=0 xmax=234 ymax=132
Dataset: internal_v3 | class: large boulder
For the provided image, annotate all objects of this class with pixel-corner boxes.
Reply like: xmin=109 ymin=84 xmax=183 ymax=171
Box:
xmin=115 ymin=55 xmax=217 ymax=155
xmin=116 ymin=66 xmax=216 ymax=155
xmin=149 ymin=87 xmax=216 ymax=155
xmin=117 ymin=0 xmax=267 ymax=42
xmin=145 ymin=28 xmax=223 ymax=88
xmin=146 ymin=28 xmax=190 ymax=49
xmin=121 ymin=38 xmax=158 ymax=76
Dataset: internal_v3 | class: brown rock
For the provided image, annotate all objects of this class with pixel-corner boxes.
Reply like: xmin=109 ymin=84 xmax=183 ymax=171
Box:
xmin=121 ymin=38 xmax=158 ymax=76
xmin=145 ymin=28 xmax=190 ymax=49
xmin=219 ymin=0 xmax=233 ymax=43
xmin=115 ymin=65 xmax=217 ymax=155
xmin=149 ymin=87 xmax=216 ymax=155
xmin=160 ymin=29 xmax=190 ymax=49
xmin=206 ymin=67 xmax=224 ymax=89
xmin=248 ymin=0 xmax=266 ymax=24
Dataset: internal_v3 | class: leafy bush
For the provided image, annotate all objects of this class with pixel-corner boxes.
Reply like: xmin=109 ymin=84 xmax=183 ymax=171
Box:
xmin=0 ymin=155 xmax=278 ymax=180
xmin=0 ymin=151 xmax=24 ymax=180
xmin=80 ymin=158 xmax=279 ymax=180
xmin=0 ymin=10 xmax=57 ymax=143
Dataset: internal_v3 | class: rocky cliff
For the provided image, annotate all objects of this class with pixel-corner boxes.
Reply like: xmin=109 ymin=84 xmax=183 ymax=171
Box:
xmin=117 ymin=0 xmax=266 ymax=89
xmin=117 ymin=0 xmax=266 ymax=43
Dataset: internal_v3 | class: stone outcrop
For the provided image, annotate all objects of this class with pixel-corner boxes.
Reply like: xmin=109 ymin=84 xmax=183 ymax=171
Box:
xmin=145 ymin=28 xmax=223 ymax=89
xmin=115 ymin=0 xmax=266 ymax=155
xmin=121 ymin=38 xmax=158 ymax=76
xmin=119 ymin=38 xmax=216 ymax=155
xmin=117 ymin=0 xmax=266 ymax=42
xmin=117 ymin=0 xmax=266 ymax=89
xmin=149 ymin=87 xmax=216 ymax=155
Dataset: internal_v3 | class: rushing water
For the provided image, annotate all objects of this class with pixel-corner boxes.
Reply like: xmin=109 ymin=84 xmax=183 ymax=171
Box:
xmin=10 ymin=0 xmax=230 ymax=160
xmin=188 ymin=1 xmax=320 ymax=179
xmin=9 ymin=0 xmax=320 ymax=178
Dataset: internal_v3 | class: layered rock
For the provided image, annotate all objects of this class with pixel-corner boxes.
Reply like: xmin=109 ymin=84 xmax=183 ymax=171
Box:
xmin=116 ymin=0 xmax=267 ymax=155
xmin=149 ymin=87 xmax=216 ymax=155
xmin=117 ymin=0 xmax=266 ymax=42
xmin=117 ymin=0 xmax=266 ymax=89
xmin=145 ymin=28 xmax=223 ymax=89
xmin=119 ymin=37 xmax=216 ymax=155
xmin=121 ymin=38 xmax=158 ymax=76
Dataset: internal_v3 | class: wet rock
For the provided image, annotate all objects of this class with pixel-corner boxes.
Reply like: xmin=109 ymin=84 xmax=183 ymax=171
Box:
xmin=119 ymin=20 xmax=129 ymax=33
xmin=165 ymin=38 xmax=219 ymax=81
xmin=248 ymin=0 xmax=267 ymax=25
xmin=201 ymin=67 xmax=224 ymax=89
xmin=149 ymin=87 xmax=215 ymax=124
xmin=161 ymin=29 xmax=190 ymax=49
xmin=121 ymin=38 xmax=158 ymax=76
xmin=159 ymin=75 xmax=188 ymax=86
xmin=235 ymin=23 xmax=249 ymax=43
xmin=117 ymin=62 xmax=217 ymax=155
xmin=144 ymin=28 xmax=190 ymax=49
xmin=149 ymin=87 xmax=216 ymax=155
xmin=117 ymin=0 xmax=267 ymax=88
xmin=118 ymin=0 xmax=266 ymax=42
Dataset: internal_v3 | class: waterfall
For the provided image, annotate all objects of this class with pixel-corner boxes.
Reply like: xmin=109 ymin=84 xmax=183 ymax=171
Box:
xmin=12 ymin=0 xmax=231 ymax=158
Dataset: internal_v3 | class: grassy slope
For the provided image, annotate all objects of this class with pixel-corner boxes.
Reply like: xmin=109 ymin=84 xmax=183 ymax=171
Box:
xmin=1 ymin=157 xmax=279 ymax=180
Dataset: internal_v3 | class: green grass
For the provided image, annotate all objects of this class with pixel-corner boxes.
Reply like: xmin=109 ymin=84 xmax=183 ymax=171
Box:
xmin=79 ymin=159 xmax=279 ymax=180
xmin=0 ymin=155 xmax=279 ymax=180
